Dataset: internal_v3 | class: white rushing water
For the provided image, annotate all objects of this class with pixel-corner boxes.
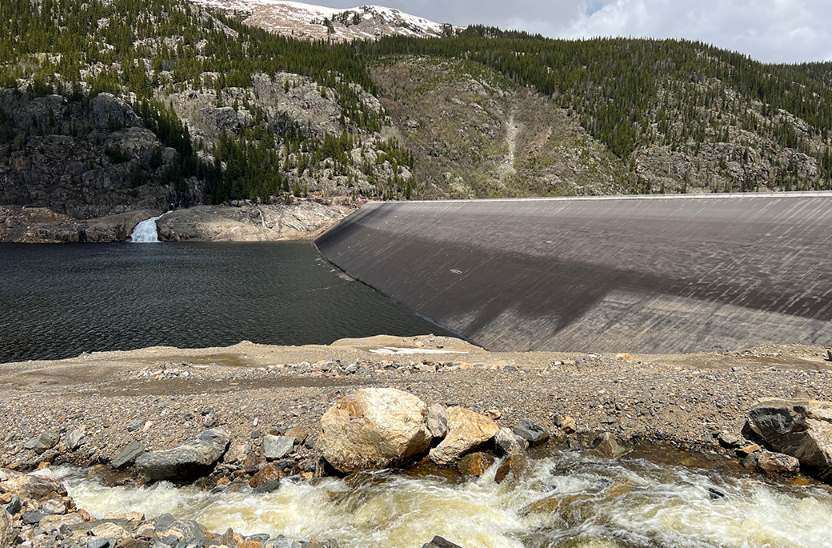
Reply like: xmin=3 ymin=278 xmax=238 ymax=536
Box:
xmin=129 ymin=214 xmax=164 ymax=243
xmin=52 ymin=451 xmax=832 ymax=547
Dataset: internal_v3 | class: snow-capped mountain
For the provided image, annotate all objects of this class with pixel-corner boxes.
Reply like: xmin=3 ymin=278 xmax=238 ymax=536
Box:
xmin=191 ymin=0 xmax=453 ymax=42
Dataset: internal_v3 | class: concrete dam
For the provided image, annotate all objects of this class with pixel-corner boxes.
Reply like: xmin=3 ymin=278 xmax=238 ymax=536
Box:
xmin=316 ymin=193 xmax=832 ymax=353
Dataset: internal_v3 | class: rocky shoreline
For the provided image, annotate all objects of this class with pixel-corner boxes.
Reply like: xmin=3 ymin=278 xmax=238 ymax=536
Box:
xmin=2 ymin=336 xmax=832 ymax=546
xmin=0 ymin=199 xmax=354 ymax=244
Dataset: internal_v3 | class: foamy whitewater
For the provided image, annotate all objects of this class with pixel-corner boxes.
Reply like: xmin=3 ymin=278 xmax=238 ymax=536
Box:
xmin=48 ymin=452 xmax=832 ymax=547
xmin=129 ymin=214 xmax=164 ymax=243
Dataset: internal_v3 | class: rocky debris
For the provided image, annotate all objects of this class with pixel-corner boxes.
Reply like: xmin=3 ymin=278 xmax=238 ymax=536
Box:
xmin=716 ymin=431 xmax=742 ymax=449
xmin=263 ymin=435 xmax=295 ymax=461
xmin=422 ymin=536 xmax=462 ymax=548
xmin=0 ymin=509 xmax=12 ymax=547
xmin=429 ymin=407 xmax=499 ymax=465
xmin=66 ymin=429 xmax=87 ymax=451
xmin=318 ymin=388 xmax=432 ymax=473
xmin=427 ymin=404 xmax=449 ymax=439
xmin=743 ymin=400 xmax=832 ymax=481
xmin=135 ymin=429 xmax=230 ymax=481
xmin=512 ymin=419 xmax=549 ymax=446
xmin=110 ymin=442 xmax=145 ymax=470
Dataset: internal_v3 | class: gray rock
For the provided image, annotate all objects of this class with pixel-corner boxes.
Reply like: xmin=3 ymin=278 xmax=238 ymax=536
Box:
xmin=22 ymin=510 xmax=44 ymax=525
xmin=744 ymin=400 xmax=832 ymax=481
xmin=135 ymin=428 xmax=230 ymax=481
xmin=111 ymin=441 xmax=145 ymax=469
xmin=126 ymin=419 xmax=143 ymax=432
xmin=495 ymin=427 xmax=528 ymax=455
xmin=41 ymin=499 xmax=66 ymax=515
xmin=6 ymin=495 xmax=22 ymax=515
xmin=427 ymin=404 xmax=449 ymax=439
xmin=717 ymin=431 xmax=742 ymax=448
xmin=66 ymin=428 xmax=86 ymax=450
xmin=24 ymin=430 xmax=60 ymax=452
xmin=263 ymin=435 xmax=295 ymax=460
xmin=512 ymin=419 xmax=549 ymax=445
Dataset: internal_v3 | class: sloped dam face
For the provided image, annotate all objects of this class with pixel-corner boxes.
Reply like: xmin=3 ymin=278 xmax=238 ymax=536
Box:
xmin=316 ymin=193 xmax=832 ymax=353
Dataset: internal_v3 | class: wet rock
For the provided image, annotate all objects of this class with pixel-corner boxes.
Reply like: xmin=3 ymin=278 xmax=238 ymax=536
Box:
xmin=512 ymin=419 xmax=549 ymax=445
xmin=457 ymin=452 xmax=495 ymax=477
xmin=427 ymin=404 xmax=449 ymax=439
xmin=263 ymin=435 xmax=295 ymax=460
xmin=111 ymin=441 xmax=145 ymax=469
xmin=318 ymin=388 xmax=432 ymax=473
xmin=555 ymin=415 xmax=577 ymax=434
xmin=422 ymin=536 xmax=462 ymax=548
xmin=735 ymin=443 xmax=761 ymax=458
xmin=429 ymin=407 xmax=499 ymax=465
xmin=154 ymin=517 xmax=207 ymax=545
xmin=135 ymin=428 xmax=230 ymax=481
xmin=494 ymin=427 xmax=528 ymax=455
xmin=593 ymin=432 xmax=627 ymax=458
xmin=744 ymin=400 xmax=832 ymax=480
xmin=249 ymin=464 xmax=282 ymax=493
xmin=24 ymin=430 xmax=60 ymax=453
xmin=755 ymin=451 xmax=801 ymax=476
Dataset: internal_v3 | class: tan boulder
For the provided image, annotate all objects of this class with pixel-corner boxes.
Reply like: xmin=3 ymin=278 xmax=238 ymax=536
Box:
xmin=318 ymin=388 xmax=431 ymax=473
xmin=429 ymin=407 xmax=499 ymax=465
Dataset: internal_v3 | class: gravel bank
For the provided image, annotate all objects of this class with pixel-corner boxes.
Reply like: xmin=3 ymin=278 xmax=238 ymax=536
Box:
xmin=2 ymin=336 xmax=830 ymax=471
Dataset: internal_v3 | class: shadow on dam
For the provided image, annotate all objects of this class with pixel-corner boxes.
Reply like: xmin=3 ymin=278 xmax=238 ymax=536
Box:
xmin=317 ymin=194 xmax=832 ymax=353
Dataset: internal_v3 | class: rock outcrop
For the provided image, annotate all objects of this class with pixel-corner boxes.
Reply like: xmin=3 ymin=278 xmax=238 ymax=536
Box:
xmin=429 ymin=407 xmax=499 ymax=465
xmin=156 ymin=200 xmax=352 ymax=242
xmin=0 ymin=206 xmax=158 ymax=243
xmin=318 ymin=387 xmax=432 ymax=473
xmin=134 ymin=429 xmax=230 ymax=481
xmin=744 ymin=400 xmax=832 ymax=480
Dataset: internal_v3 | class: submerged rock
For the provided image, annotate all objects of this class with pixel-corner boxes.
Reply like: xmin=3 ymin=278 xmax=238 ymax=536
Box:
xmin=422 ymin=536 xmax=462 ymax=548
xmin=744 ymin=400 xmax=832 ymax=481
xmin=457 ymin=452 xmax=495 ymax=477
xmin=135 ymin=429 xmax=230 ymax=481
xmin=318 ymin=388 xmax=432 ymax=473
xmin=429 ymin=407 xmax=499 ymax=465
xmin=593 ymin=432 xmax=627 ymax=459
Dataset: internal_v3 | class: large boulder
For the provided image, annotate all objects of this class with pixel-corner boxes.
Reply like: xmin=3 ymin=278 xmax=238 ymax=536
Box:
xmin=135 ymin=429 xmax=230 ymax=481
xmin=744 ymin=400 xmax=832 ymax=480
xmin=429 ymin=407 xmax=499 ymax=465
xmin=318 ymin=388 xmax=431 ymax=473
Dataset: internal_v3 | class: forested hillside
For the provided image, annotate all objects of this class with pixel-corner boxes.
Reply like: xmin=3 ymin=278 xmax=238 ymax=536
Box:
xmin=1 ymin=0 xmax=830 ymax=218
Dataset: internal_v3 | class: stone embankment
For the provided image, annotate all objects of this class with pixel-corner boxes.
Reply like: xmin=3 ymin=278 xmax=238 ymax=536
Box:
xmin=0 ymin=199 xmax=353 ymax=243
xmin=2 ymin=337 xmax=832 ymax=546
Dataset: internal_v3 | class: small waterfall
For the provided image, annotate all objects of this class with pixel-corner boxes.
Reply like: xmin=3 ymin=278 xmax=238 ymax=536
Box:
xmin=130 ymin=214 xmax=164 ymax=243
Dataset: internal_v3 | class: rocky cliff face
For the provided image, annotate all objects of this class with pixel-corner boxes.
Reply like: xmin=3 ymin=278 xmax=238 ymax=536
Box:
xmin=0 ymin=91 xmax=199 ymax=219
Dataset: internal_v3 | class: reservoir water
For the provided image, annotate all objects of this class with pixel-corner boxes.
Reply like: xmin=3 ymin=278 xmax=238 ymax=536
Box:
xmin=0 ymin=242 xmax=446 ymax=363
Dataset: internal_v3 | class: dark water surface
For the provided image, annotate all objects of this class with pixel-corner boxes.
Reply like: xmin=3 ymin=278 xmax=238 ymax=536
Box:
xmin=0 ymin=242 xmax=445 ymax=363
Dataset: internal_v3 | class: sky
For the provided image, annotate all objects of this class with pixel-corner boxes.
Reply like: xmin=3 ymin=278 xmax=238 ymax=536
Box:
xmin=318 ymin=0 xmax=832 ymax=64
